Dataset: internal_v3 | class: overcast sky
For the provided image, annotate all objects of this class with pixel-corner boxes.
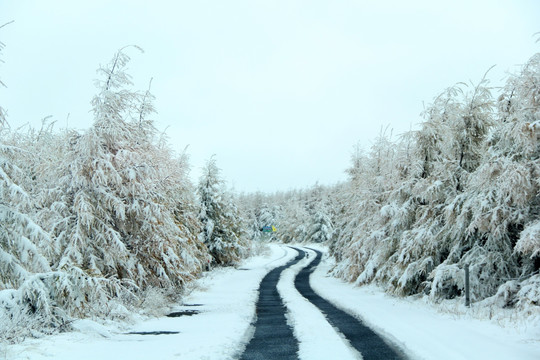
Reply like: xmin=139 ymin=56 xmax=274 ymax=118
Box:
xmin=1 ymin=1 xmax=539 ymax=193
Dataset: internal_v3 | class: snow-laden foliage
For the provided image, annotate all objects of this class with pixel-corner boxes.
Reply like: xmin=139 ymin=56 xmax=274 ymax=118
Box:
xmin=198 ymin=156 xmax=248 ymax=265
xmin=500 ymin=53 xmax=540 ymax=261
xmin=0 ymin=140 xmax=67 ymax=336
xmin=0 ymin=45 xmax=250 ymax=342
xmin=327 ymin=52 xmax=540 ymax=315
xmin=237 ymin=192 xmax=265 ymax=243
xmin=306 ymin=202 xmax=333 ymax=243
xmin=0 ymin=142 xmax=52 ymax=289
xmin=275 ymin=197 xmax=310 ymax=244
xmin=0 ymin=32 xmax=71 ymax=341
xmin=43 ymin=47 xmax=208 ymax=297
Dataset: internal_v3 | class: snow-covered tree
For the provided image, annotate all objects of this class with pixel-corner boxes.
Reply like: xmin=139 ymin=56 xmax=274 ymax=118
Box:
xmin=306 ymin=200 xmax=333 ymax=243
xmin=273 ymin=192 xmax=310 ymax=244
xmin=258 ymin=203 xmax=278 ymax=241
xmin=328 ymin=50 xmax=540 ymax=310
xmin=500 ymin=53 xmax=540 ymax=263
xmin=198 ymin=156 xmax=248 ymax=265
xmin=44 ymin=48 xmax=144 ymax=294
xmin=28 ymin=48 xmax=209 ymax=324
xmin=0 ymin=39 xmax=252 ymax=342
xmin=237 ymin=192 xmax=264 ymax=243
xmin=0 ymin=33 xmax=72 ymax=340
xmin=468 ymin=52 xmax=540 ymax=308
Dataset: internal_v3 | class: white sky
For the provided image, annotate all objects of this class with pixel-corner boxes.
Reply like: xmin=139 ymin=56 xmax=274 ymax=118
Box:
xmin=1 ymin=1 xmax=539 ymax=193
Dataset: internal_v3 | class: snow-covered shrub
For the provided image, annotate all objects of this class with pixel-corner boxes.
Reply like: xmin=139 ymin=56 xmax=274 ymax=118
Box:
xmin=139 ymin=286 xmax=179 ymax=317
xmin=515 ymin=275 xmax=540 ymax=310
xmin=429 ymin=264 xmax=464 ymax=300
xmin=0 ymin=289 xmax=53 ymax=343
xmin=0 ymin=111 xmax=67 ymax=341
xmin=481 ymin=273 xmax=540 ymax=326
xmin=490 ymin=280 xmax=521 ymax=308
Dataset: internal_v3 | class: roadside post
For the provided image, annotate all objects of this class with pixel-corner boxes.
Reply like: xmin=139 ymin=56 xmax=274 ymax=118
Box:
xmin=465 ymin=264 xmax=470 ymax=307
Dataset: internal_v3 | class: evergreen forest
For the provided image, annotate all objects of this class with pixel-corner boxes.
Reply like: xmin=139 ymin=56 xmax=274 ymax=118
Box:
xmin=1 ymin=34 xmax=539 ymax=342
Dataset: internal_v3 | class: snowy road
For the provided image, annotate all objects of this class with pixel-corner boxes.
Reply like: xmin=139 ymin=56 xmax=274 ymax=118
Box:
xmin=294 ymin=248 xmax=405 ymax=359
xmin=240 ymin=246 xmax=405 ymax=359
xmin=240 ymin=248 xmax=305 ymax=359
xmin=5 ymin=244 xmax=540 ymax=359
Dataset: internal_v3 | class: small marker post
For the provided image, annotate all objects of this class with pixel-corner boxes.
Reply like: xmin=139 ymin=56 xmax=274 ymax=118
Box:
xmin=465 ymin=264 xmax=470 ymax=307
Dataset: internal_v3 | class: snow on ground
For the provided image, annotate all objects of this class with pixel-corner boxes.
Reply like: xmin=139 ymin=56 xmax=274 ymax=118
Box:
xmin=278 ymin=248 xmax=360 ymax=360
xmin=3 ymin=244 xmax=296 ymax=360
xmin=308 ymin=245 xmax=540 ymax=360
xmin=3 ymin=243 xmax=540 ymax=360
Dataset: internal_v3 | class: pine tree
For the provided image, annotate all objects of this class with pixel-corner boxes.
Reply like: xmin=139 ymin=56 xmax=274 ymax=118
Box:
xmin=198 ymin=157 xmax=247 ymax=265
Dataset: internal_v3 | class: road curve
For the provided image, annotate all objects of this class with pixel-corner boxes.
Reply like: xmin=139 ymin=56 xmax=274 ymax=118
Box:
xmin=240 ymin=248 xmax=305 ymax=360
xmin=294 ymin=248 xmax=406 ymax=360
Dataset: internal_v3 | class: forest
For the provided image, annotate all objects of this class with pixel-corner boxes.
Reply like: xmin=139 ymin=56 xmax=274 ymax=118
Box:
xmin=241 ymin=49 xmax=540 ymax=321
xmin=1 ymin=31 xmax=539 ymax=342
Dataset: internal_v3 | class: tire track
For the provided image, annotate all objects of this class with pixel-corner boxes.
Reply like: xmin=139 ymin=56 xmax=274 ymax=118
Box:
xmin=240 ymin=248 xmax=305 ymax=360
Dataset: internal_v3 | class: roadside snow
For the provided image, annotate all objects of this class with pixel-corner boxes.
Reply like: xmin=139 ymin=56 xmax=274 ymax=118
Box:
xmin=309 ymin=247 xmax=540 ymax=360
xmin=278 ymin=248 xmax=361 ymax=360
xmin=4 ymin=243 xmax=538 ymax=360
xmin=4 ymin=244 xmax=295 ymax=360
